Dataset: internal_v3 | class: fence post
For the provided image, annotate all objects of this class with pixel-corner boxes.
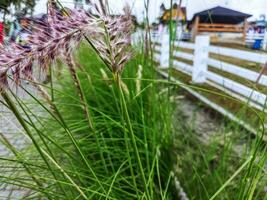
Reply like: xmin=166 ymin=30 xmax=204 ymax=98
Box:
xmin=192 ymin=35 xmax=210 ymax=83
xmin=160 ymin=28 xmax=170 ymax=68
xmin=263 ymin=29 xmax=267 ymax=51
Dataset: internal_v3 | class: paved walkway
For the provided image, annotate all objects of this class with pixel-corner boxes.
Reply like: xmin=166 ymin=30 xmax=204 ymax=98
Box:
xmin=0 ymin=83 xmax=37 ymax=199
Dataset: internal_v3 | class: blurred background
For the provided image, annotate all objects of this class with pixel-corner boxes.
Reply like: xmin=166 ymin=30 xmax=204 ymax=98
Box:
xmin=0 ymin=0 xmax=267 ymax=24
xmin=0 ymin=0 xmax=266 ymax=48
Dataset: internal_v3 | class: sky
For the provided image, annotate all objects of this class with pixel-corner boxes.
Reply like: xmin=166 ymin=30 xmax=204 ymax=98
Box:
xmin=33 ymin=0 xmax=267 ymax=23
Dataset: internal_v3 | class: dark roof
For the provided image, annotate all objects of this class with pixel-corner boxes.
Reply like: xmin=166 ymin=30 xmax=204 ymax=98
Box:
xmin=191 ymin=6 xmax=252 ymax=24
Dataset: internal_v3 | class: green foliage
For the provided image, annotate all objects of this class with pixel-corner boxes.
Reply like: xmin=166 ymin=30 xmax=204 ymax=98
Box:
xmin=173 ymin=108 xmax=267 ymax=200
xmin=0 ymin=39 xmax=266 ymax=200
xmin=0 ymin=45 xmax=175 ymax=199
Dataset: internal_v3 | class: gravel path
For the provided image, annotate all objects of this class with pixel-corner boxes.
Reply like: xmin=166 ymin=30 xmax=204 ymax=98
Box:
xmin=172 ymin=93 xmax=267 ymax=199
xmin=174 ymin=96 xmax=250 ymax=154
xmin=175 ymin=97 xmax=222 ymax=143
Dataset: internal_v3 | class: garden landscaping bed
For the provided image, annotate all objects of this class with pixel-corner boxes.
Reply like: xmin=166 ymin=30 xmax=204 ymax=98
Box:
xmin=168 ymin=68 xmax=267 ymax=136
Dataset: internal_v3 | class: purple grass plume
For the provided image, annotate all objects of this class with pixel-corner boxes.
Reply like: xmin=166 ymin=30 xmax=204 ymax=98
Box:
xmin=87 ymin=2 xmax=134 ymax=75
xmin=0 ymin=1 xmax=133 ymax=90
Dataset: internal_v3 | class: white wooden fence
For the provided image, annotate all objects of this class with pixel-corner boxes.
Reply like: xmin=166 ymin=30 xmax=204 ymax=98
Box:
xmin=153 ymin=31 xmax=267 ymax=113
xmin=246 ymin=30 xmax=267 ymax=50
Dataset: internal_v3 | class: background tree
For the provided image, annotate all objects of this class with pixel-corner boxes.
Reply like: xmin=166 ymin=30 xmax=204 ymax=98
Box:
xmin=0 ymin=0 xmax=37 ymax=22
xmin=24 ymin=0 xmax=36 ymax=16
xmin=0 ymin=0 xmax=11 ymax=22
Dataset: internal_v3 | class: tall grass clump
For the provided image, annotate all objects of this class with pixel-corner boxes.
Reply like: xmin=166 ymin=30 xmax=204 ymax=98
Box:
xmin=161 ymin=3 xmax=267 ymax=197
xmin=172 ymin=111 xmax=266 ymax=200
xmin=0 ymin=1 xmax=175 ymax=199
xmin=1 ymin=1 xmax=266 ymax=199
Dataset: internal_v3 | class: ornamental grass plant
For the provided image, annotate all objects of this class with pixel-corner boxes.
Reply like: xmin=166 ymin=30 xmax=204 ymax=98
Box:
xmin=0 ymin=1 xmax=175 ymax=199
xmin=0 ymin=1 xmax=266 ymax=200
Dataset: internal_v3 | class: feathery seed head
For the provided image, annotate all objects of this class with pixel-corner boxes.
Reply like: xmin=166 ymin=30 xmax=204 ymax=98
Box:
xmin=88 ymin=4 xmax=134 ymax=75
xmin=0 ymin=2 xmax=133 ymax=90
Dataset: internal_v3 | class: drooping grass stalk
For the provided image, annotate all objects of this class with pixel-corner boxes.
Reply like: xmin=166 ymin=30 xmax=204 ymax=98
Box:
xmin=11 ymin=98 xmax=70 ymax=195
xmin=85 ymin=68 xmax=115 ymax=173
xmin=49 ymin=103 xmax=108 ymax=195
xmin=110 ymin=76 xmax=139 ymax=198
xmin=163 ymin=171 xmax=174 ymax=199
xmin=247 ymin=150 xmax=267 ymax=200
xmin=0 ymin=91 xmax=55 ymax=200
xmin=41 ymin=149 xmax=88 ymax=199
xmin=140 ymin=96 xmax=152 ymax=195
xmin=12 ymin=94 xmax=85 ymax=187
xmin=105 ymin=159 xmax=128 ymax=200
xmin=237 ymin=136 xmax=266 ymax=199
xmin=115 ymin=74 xmax=150 ymax=199
xmin=67 ymin=58 xmax=109 ymax=174
xmin=27 ymin=76 xmax=58 ymax=114
xmin=156 ymin=149 xmax=163 ymax=198
xmin=0 ymin=2 xmax=179 ymax=198
xmin=65 ymin=55 xmax=93 ymax=129
xmin=49 ymin=65 xmax=55 ymax=102
xmin=0 ymin=133 xmax=41 ymax=186
xmin=210 ymin=156 xmax=253 ymax=200
xmin=10 ymin=89 xmax=81 ymax=198
xmin=11 ymin=79 xmax=107 ymax=195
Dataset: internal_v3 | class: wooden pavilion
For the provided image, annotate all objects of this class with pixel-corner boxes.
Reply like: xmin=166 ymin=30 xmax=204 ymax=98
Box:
xmin=159 ymin=3 xmax=187 ymax=24
xmin=190 ymin=6 xmax=252 ymax=41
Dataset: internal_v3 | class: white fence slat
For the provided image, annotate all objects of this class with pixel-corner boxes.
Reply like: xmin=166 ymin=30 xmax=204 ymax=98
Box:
xmin=173 ymin=51 xmax=194 ymax=61
xmin=245 ymin=40 xmax=261 ymax=43
xmin=209 ymin=45 xmax=267 ymax=64
xmin=153 ymin=35 xmax=267 ymax=106
xmin=160 ymin=31 xmax=170 ymax=68
xmin=246 ymin=36 xmax=265 ymax=39
xmin=151 ymin=35 xmax=159 ymax=43
xmin=154 ymin=52 xmax=161 ymax=62
xmin=158 ymin=69 xmax=257 ymax=134
xmin=174 ymin=41 xmax=195 ymax=50
xmin=173 ymin=61 xmax=193 ymax=74
xmin=246 ymin=38 xmax=264 ymax=41
xmin=263 ymin=31 xmax=267 ymax=51
xmin=192 ymin=36 xmax=210 ymax=83
xmin=206 ymin=71 xmax=267 ymax=106
xmin=246 ymin=35 xmax=264 ymax=39
xmin=154 ymin=45 xmax=161 ymax=52
xmin=208 ymin=58 xmax=267 ymax=86
xmin=206 ymin=80 xmax=266 ymax=112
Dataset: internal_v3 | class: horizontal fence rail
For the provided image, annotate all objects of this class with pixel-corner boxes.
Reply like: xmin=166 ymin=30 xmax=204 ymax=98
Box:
xmin=154 ymin=44 xmax=161 ymax=53
xmin=174 ymin=51 xmax=194 ymax=61
xmin=246 ymin=32 xmax=267 ymax=50
xmin=173 ymin=61 xmax=193 ymax=74
xmin=152 ymin=31 xmax=267 ymax=113
xmin=209 ymin=45 xmax=267 ymax=64
xmin=198 ymin=23 xmax=244 ymax=33
xmin=246 ymin=33 xmax=265 ymax=42
xmin=158 ymin=70 xmax=258 ymax=134
xmin=205 ymin=71 xmax=267 ymax=106
xmin=174 ymin=41 xmax=195 ymax=49
xmin=207 ymin=58 xmax=267 ymax=86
